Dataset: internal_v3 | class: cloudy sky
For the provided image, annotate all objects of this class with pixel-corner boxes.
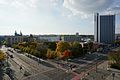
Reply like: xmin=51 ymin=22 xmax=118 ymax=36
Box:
xmin=0 ymin=0 xmax=120 ymax=35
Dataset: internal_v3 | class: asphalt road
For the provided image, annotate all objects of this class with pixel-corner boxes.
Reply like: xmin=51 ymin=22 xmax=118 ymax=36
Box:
xmin=1 ymin=46 xmax=74 ymax=80
xmin=1 ymin=46 xmax=54 ymax=80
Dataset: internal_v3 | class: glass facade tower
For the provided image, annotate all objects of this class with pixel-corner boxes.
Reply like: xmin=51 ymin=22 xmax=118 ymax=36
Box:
xmin=94 ymin=13 xmax=115 ymax=44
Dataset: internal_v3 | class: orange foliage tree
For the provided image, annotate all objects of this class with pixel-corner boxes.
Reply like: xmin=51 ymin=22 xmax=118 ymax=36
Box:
xmin=62 ymin=50 xmax=72 ymax=59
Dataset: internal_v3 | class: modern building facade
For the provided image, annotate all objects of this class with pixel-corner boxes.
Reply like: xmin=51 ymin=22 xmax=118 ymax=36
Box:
xmin=94 ymin=13 xmax=115 ymax=44
xmin=37 ymin=35 xmax=61 ymax=42
xmin=61 ymin=35 xmax=81 ymax=42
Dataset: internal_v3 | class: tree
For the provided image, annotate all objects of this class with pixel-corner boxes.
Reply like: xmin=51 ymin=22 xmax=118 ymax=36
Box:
xmin=108 ymin=51 xmax=120 ymax=64
xmin=62 ymin=50 xmax=72 ymax=59
xmin=2 ymin=40 xmax=8 ymax=46
xmin=71 ymin=42 xmax=83 ymax=57
xmin=88 ymin=42 xmax=93 ymax=51
xmin=115 ymin=40 xmax=120 ymax=45
xmin=56 ymin=41 xmax=70 ymax=57
xmin=29 ymin=42 xmax=37 ymax=49
xmin=46 ymin=49 xmax=52 ymax=59
xmin=48 ymin=42 xmax=57 ymax=51
xmin=12 ymin=44 xmax=19 ymax=49
xmin=108 ymin=50 xmax=120 ymax=70
xmin=0 ymin=50 xmax=6 ymax=61
xmin=36 ymin=43 xmax=48 ymax=58
xmin=56 ymin=41 xmax=70 ymax=53
xmin=83 ymin=43 xmax=88 ymax=54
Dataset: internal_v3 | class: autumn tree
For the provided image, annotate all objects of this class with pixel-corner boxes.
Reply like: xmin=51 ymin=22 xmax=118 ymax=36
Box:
xmin=0 ymin=50 xmax=6 ymax=61
xmin=46 ymin=49 xmax=52 ymax=59
xmin=62 ymin=50 xmax=72 ymax=59
xmin=56 ymin=41 xmax=70 ymax=57
xmin=46 ymin=49 xmax=57 ymax=59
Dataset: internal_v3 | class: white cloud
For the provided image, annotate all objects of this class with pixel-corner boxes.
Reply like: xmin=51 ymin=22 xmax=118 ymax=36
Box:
xmin=62 ymin=0 xmax=116 ymax=18
xmin=0 ymin=0 xmax=38 ymax=10
xmin=0 ymin=0 xmax=41 ymax=17
xmin=0 ymin=0 xmax=120 ymax=18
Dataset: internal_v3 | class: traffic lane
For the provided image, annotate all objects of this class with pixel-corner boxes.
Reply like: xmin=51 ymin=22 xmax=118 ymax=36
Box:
xmin=8 ymin=57 xmax=26 ymax=80
xmin=9 ymin=50 xmax=52 ymax=71
xmin=12 ymin=49 xmax=54 ymax=70
xmin=5 ymin=49 xmax=55 ymax=79
xmin=6 ymin=49 xmax=55 ymax=77
xmin=7 ymin=51 xmax=37 ymax=75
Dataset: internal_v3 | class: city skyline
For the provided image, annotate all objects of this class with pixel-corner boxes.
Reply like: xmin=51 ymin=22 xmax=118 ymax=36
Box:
xmin=0 ymin=0 xmax=120 ymax=35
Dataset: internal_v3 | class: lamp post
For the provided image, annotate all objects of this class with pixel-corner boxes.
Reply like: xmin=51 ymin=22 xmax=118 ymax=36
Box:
xmin=112 ymin=73 xmax=115 ymax=80
xmin=96 ymin=61 xmax=97 ymax=72
xmin=95 ymin=55 xmax=98 ymax=73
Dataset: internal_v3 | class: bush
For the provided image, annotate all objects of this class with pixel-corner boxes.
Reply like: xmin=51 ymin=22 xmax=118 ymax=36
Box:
xmin=110 ymin=64 xmax=120 ymax=70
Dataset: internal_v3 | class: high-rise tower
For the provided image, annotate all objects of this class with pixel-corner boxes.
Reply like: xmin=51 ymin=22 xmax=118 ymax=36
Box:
xmin=94 ymin=13 xmax=115 ymax=44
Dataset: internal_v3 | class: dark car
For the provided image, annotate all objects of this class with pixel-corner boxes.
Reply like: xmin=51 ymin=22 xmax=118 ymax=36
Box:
xmin=10 ymin=55 xmax=14 ymax=58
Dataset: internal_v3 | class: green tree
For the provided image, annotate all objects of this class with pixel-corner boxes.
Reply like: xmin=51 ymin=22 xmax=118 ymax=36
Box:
xmin=83 ymin=43 xmax=88 ymax=54
xmin=48 ymin=42 xmax=57 ymax=51
xmin=71 ymin=42 xmax=83 ymax=57
xmin=88 ymin=42 xmax=93 ymax=52
xmin=2 ymin=40 xmax=8 ymax=46
xmin=36 ymin=43 xmax=48 ymax=58
xmin=115 ymin=40 xmax=120 ymax=45
xmin=108 ymin=51 xmax=120 ymax=69
xmin=108 ymin=51 xmax=120 ymax=64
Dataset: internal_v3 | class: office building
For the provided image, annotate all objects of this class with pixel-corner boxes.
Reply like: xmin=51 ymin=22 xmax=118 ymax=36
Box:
xmin=94 ymin=13 xmax=115 ymax=44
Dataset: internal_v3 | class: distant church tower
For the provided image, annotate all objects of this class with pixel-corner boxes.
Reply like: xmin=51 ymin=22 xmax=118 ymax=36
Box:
xmin=15 ymin=30 xmax=18 ymax=36
xmin=14 ymin=30 xmax=23 ymax=36
xmin=20 ymin=31 xmax=22 ymax=36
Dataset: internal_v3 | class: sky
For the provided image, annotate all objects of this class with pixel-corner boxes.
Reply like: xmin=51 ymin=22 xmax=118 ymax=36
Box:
xmin=0 ymin=0 xmax=120 ymax=35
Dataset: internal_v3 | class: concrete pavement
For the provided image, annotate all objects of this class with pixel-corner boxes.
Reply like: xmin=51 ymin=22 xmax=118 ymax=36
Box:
xmin=106 ymin=68 xmax=120 ymax=80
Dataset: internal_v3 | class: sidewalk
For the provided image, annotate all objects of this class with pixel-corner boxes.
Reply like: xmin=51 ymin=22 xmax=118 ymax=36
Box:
xmin=106 ymin=68 xmax=120 ymax=80
xmin=3 ymin=74 xmax=11 ymax=80
xmin=77 ymin=61 xmax=120 ymax=80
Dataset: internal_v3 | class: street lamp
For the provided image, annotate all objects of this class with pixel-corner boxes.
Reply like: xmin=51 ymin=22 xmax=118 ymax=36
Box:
xmin=95 ymin=55 xmax=98 ymax=73
xmin=112 ymin=73 xmax=115 ymax=80
xmin=95 ymin=61 xmax=97 ymax=72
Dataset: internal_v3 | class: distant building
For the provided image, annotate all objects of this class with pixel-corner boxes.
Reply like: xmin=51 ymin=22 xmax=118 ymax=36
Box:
xmin=23 ymin=34 xmax=37 ymax=42
xmin=5 ymin=31 xmax=24 ymax=46
xmin=0 ymin=36 xmax=5 ymax=42
xmin=115 ymin=34 xmax=120 ymax=40
xmin=94 ymin=13 xmax=115 ymax=44
xmin=37 ymin=35 xmax=60 ymax=42
xmin=5 ymin=36 xmax=24 ymax=46
xmin=61 ymin=34 xmax=81 ymax=42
